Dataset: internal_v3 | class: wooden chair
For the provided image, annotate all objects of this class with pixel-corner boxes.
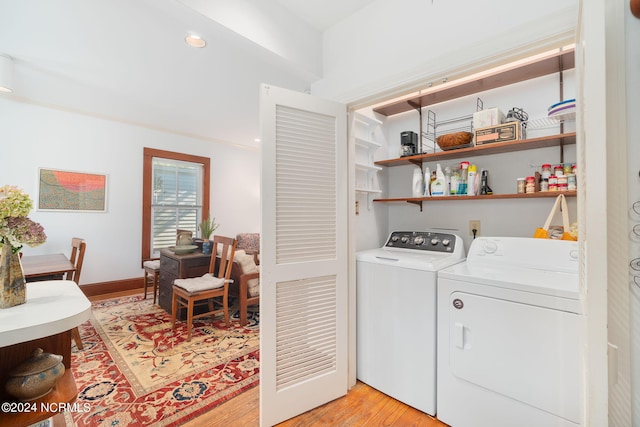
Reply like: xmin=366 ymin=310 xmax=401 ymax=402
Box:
xmin=143 ymin=258 xmax=160 ymax=303
xmin=171 ymin=235 xmax=236 ymax=341
xmin=232 ymin=270 xmax=260 ymax=327
xmin=67 ymin=237 xmax=86 ymax=350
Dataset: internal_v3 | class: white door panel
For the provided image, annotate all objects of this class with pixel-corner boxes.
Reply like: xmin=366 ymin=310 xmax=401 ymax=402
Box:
xmin=260 ymin=84 xmax=348 ymax=426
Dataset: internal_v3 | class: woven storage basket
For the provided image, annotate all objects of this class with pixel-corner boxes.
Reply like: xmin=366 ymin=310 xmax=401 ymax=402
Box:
xmin=436 ymin=132 xmax=473 ymax=150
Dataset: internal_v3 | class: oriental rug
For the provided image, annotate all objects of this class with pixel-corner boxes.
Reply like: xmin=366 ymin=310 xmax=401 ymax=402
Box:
xmin=65 ymin=295 xmax=260 ymax=426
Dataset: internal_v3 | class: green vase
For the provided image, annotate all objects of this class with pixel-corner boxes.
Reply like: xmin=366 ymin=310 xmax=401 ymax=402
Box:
xmin=0 ymin=244 xmax=26 ymax=308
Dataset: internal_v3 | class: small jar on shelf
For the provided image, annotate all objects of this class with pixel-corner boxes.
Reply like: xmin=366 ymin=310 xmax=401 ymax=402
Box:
xmin=540 ymin=178 xmax=549 ymax=192
xmin=525 ymin=176 xmax=536 ymax=194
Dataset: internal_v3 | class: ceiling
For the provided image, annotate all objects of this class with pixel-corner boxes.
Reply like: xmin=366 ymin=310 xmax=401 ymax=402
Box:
xmin=0 ymin=0 xmax=377 ymax=149
xmin=273 ymin=0 xmax=378 ymax=30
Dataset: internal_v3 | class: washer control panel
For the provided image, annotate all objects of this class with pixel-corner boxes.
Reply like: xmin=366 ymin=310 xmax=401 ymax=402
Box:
xmin=384 ymin=231 xmax=457 ymax=253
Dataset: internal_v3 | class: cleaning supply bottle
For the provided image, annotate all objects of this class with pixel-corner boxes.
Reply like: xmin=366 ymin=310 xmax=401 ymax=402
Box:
xmin=412 ymin=167 xmax=424 ymax=197
xmin=467 ymin=164 xmax=478 ymax=196
xmin=423 ymin=167 xmax=431 ymax=196
xmin=458 ymin=161 xmax=469 ymax=195
xmin=430 ymin=164 xmax=446 ymax=196
xmin=450 ymin=165 xmax=460 ymax=195
xmin=444 ymin=166 xmax=451 ymax=197
xmin=480 ymin=169 xmax=493 ymax=195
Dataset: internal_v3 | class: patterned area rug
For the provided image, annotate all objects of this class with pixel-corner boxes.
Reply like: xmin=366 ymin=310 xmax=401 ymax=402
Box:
xmin=66 ymin=295 xmax=260 ymax=426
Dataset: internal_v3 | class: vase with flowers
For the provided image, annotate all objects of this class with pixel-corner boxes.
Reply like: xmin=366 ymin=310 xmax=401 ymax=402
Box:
xmin=0 ymin=186 xmax=47 ymax=308
xmin=198 ymin=216 xmax=219 ymax=255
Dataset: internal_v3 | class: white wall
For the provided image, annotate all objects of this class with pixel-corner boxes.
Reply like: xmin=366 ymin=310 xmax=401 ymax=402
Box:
xmin=0 ymin=98 xmax=260 ymax=285
xmin=312 ymin=0 xmax=577 ymax=104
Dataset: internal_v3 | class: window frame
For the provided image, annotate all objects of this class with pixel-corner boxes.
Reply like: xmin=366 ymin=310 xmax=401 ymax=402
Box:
xmin=142 ymin=148 xmax=210 ymax=262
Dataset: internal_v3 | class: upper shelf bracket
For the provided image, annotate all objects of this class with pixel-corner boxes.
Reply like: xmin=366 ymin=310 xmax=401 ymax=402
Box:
xmin=407 ymin=200 xmax=423 ymax=211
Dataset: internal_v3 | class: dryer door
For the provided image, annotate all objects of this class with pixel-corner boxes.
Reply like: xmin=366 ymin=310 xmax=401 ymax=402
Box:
xmin=447 ymin=291 xmax=582 ymax=423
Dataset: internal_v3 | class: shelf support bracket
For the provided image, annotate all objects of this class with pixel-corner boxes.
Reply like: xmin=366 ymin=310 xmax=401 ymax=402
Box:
xmin=558 ymin=53 xmax=565 ymax=164
xmin=408 ymin=100 xmax=423 ymax=154
xmin=407 ymin=200 xmax=423 ymax=211
xmin=408 ymin=158 xmax=422 ymax=168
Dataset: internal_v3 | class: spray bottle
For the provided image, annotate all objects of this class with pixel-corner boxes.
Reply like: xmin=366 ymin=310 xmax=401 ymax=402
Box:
xmin=480 ymin=169 xmax=493 ymax=195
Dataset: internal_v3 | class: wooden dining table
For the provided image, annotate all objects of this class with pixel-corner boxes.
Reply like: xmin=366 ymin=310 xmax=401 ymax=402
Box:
xmin=21 ymin=253 xmax=75 ymax=280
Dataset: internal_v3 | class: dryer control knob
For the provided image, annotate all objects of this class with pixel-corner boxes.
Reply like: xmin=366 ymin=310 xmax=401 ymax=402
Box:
xmin=430 ymin=238 xmax=440 ymax=245
xmin=401 ymin=235 xmax=409 ymax=243
xmin=414 ymin=236 xmax=424 ymax=245
xmin=483 ymin=240 xmax=498 ymax=254
xmin=442 ymin=238 xmax=451 ymax=246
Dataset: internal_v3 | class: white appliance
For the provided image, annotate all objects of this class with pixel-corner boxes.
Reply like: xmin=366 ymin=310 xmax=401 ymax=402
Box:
xmin=356 ymin=231 xmax=465 ymax=415
xmin=437 ymin=237 xmax=583 ymax=427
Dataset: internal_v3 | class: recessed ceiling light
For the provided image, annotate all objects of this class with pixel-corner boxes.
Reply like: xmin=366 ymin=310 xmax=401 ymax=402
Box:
xmin=185 ymin=35 xmax=206 ymax=48
xmin=254 ymin=138 xmax=261 ymax=143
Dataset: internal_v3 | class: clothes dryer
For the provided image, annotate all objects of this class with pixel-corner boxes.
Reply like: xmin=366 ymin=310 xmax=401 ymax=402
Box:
xmin=356 ymin=231 xmax=465 ymax=415
xmin=437 ymin=237 xmax=582 ymax=427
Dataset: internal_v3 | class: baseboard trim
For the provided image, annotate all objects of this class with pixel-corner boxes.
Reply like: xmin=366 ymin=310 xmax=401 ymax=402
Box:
xmin=80 ymin=277 xmax=144 ymax=297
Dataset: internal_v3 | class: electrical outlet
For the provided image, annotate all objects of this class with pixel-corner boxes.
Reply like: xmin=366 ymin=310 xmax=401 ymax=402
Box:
xmin=469 ymin=220 xmax=481 ymax=237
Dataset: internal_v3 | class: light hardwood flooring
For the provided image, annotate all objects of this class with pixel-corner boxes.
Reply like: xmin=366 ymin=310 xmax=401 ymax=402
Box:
xmin=95 ymin=289 xmax=448 ymax=427
xmin=182 ymin=381 xmax=447 ymax=427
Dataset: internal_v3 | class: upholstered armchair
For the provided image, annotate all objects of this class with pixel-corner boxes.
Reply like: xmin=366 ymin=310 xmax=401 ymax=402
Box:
xmin=235 ymin=233 xmax=260 ymax=265
xmin=229 ymin=247 xmax=260 ymax=326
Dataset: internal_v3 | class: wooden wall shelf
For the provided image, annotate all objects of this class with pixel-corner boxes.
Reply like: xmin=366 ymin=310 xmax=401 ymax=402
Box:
xmin=375 ymin=132 xmax=576 ymax=167
xmin=373 ymin=48 xmax=575 ymax=117
xmin=374 ymin=191 xmax=577 ymax=211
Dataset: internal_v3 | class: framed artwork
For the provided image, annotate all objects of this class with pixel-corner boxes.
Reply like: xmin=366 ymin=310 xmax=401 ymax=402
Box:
xmin=38 ymin=168 xmax=108 ymax=212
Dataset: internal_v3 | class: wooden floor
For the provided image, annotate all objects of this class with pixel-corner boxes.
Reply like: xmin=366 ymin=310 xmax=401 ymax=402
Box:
xmin=182 ymin=381 xmax=447 ymax=427
xmin=95 ymin=290 xmax=448 ymax=427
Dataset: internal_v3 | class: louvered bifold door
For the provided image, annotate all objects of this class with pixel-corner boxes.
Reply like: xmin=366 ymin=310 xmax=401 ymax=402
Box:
xmin=260 ymin=84 xmax=348 ymax=426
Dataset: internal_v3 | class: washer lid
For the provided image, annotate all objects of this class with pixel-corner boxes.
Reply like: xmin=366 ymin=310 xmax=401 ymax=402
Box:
xmin=357 ymin=247 xmax=465 ymax=271
xmin=439 ymin=260 xmax=579 ymax=300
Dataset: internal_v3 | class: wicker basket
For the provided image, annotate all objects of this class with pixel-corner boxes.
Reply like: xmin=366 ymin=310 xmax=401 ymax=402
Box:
xmin=436 ymin=132 xmax=474 ymax=151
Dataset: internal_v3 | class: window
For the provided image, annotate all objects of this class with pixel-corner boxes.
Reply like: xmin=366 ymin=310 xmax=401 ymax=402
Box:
xmin=142 ymin=148 xmax=210 ymax=260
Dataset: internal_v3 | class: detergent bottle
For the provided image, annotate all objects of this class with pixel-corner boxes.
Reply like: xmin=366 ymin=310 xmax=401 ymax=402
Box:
xmin=430 ymin=164 xmax=446 ymax=196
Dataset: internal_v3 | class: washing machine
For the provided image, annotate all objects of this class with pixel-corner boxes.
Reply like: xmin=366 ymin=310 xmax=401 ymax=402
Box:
xmin=437 ymin=236 xmax=583 ymax=427
xmin=356 ymin=230 xmax=465 ymax=415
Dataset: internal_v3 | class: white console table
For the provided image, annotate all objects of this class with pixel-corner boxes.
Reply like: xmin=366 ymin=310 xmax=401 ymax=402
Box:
xmin=0 ymin=280 xmax=91 ymax=426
